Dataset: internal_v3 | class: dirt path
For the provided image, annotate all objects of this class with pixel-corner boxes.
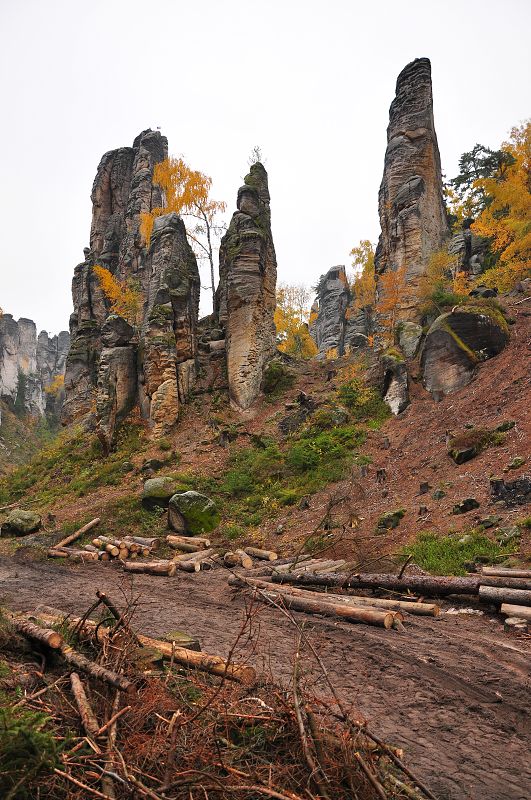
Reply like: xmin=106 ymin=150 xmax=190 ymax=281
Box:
xmin=1 ymin=558 xmax=530 ymax=800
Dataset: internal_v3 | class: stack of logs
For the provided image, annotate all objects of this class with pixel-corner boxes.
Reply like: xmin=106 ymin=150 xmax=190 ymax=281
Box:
xmin=122 ymin=538 xmax=281 ymax=576
xmin=47 ymin=519 xmax=160 ymax=563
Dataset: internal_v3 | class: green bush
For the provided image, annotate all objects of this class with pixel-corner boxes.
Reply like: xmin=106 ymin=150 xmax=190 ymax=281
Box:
xmin=262 ymin=361 xmax=295 ymax=400
xmin=402 ymin=531 xmax=504 ymax=576
xmin=337 ymin=379 xmax=389 ymax=423
xmin=0 ymin=705 xmax=61 ymax=798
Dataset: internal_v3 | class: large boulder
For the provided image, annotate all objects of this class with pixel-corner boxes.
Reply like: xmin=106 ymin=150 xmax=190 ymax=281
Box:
xmin=490 ymin=476 xmax=531 ymax=507
xmin=168 ymin=491 xmax=220 ymax=535
xmin=381 ymin=352 xmax=409 ymax=415
xmin=420 ymin=308 xmax=508 ymax=397
xmin=398 ymin=322 xmax=423 ymax=359
xmin=1 ymin=509 xmax=41 ymax=536
xmin=141 ymin=476 xmax=178 ymax=509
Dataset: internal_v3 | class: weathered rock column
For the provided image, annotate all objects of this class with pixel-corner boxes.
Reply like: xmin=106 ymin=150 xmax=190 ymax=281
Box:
xmin=217 ymin=163 xmax=277 ymax=409
xmin=375 ymin=58 xmax=449 ymax=325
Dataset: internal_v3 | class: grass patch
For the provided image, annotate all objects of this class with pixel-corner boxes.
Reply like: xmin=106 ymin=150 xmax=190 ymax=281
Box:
xmin=337 ymin=379 xmax=389 ymax=424
xmin=448 ymin=427 xmax=505 ymax=461
xmin=0 ymin=704 xmax=62 ymax=798
xmin=0 ymin=420 xmax=146 ymax=507
xmin=402 ymin=530 xmax=505 ymax=576
xmin=262 ymin=361 xmax=295 ymax=401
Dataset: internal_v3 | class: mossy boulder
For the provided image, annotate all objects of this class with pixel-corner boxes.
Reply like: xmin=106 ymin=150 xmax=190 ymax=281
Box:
xmin=397 ymin=322 xmax=423 ymax=358
xmin=1 ymin=509 xmax=41 ymax=536
xmin=377 ymin=508 xmax=405 ymax=531
xmin=168 ymin=491 xmax=220 ymax=535
xmin=420 ymin=308 xmax=508 ymax=398
xmin=141 ymin=477 xmax=178 ymax=509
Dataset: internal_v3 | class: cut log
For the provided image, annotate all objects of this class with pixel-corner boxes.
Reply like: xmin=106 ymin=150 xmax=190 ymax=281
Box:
xmin=482 ymin=567 xmax=531 ymax=578
xmin=83 ymin=544 xmax=99 ymax=553
xmin=500 ymin=603 xmax=531 ymax=622
xmin=478 ymin=576 xmax=531 ymax=590
xmin=167 ymin=534 xmax=210 ymax=550
xmin=118 ymin=548 xmax=129 ymax=560
xmin=60 ymin=643 xmax=135 ymax=695
xmin=166 ymin=538 xmax=205 ymax=554
xmin=174 ymin=548 xmax=215 ymax=562
xmin=128 ymin=536 xmax=161 ymax=551
xmin=123 ymin=560 xmax=176 ymax=576
xmin=243 ymin=547 xmax=278 ymax=561
xmin=70 ymin=671 xmax=100 ymax=739
xmin=123 ymin=540 xmax=140 ymax=553
xmin=175 ymin=560 xmax=201 ymax=573
xmin=270 ymin=572 xmax=480 ymax=597
xmin=99 ymin=551 xmax=110 ymax=561
xmin=105 ymin=544 xmax=120 ymax=557
xmin=244 ymin=586 xmax=395 ymax=628
xmin=243 ymin=554 xmax=312 ymax=576
xmin=54 ymin=518 xmax=100 ymax=549
xmin=33 ymin=611 xmax=254 ymax=684
xmin=48 ymin=548 xmax=99 ymax=561
xmin=235 ymin=550 xmax=253 ymax=570
xmin=478 ymin=586 xmax=531 ymax=607
xmin=12 ymin=618 xmax=63 ymax=649
xmin=228 ymin=576 xmax=439 ymax=616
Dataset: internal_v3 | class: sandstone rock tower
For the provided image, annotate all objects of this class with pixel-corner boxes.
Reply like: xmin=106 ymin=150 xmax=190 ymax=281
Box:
xmin=375 ymin=57 xmax=449 ymax=323
xmin=309 ymin=266 xmax=370 ymax=358
xmin=216 ymin=163 xmax=277 ymax=409
xmin=63 ymin=130 xmax=200 ymax=447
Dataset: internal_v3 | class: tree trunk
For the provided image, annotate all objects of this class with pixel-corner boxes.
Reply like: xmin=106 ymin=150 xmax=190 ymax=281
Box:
xmin=12 ymin=618 xmax=63 ymax=649
xmin=167 ymin=534 xmax=211 ymax=547
xmin=105 ymin=544 xmax=120 ymax=558
xmin=235 ymin=550 xmax=253 ymax=569
xmin=246 ymin=585 xmax=395 ymax=628
xmin=60 ymin=644 xmax=135 ymax=696
xmin=54 ymin=518 xmax=100 ymax=549
xmin=482 ymin=567 xmax=531 ymax=578
xmin=127 ymin=536 xmax=161 ymax=551
xmin=174 ymin=548 xmax=215 ymax=562
xmin=123 ymin=561 xmax=176 ymax=576
xmin=48 ymin=548 xmax=99 ymax=561
xmin=166 ymin=537 xmax=205 ymax=553
xmin=175 ymin=559 xmax=201 ymax=573
xmin=70 ymin=671 xmax=100 ymax=739
xmin=243 ymin=547 xmax=278 ymax=561
xmin=270 ymin=572 xmax=480 ymax=597
xmin=229 ymin=576 xmax=440 ymax=616
xmin=478 ymin=576 xmax=531 ymax=590
xmin=500 ymin=603 xmax=531 ymax=622
xmin=478 ymin=586 xmax=531 ymax=606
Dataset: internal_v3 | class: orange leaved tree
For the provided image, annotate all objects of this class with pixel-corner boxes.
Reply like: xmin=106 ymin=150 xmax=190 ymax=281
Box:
xmin=274 ymin=283 xmax=317 ymax=359
xmin=349 ymin=240 xmax=376 ymax=310
xmin=140 ymin=157 xmax=226 ymax=310
xmin=472 ymin=121 xmax=531 ymax=291
xmin=376 ymin=266 xmax=407 ymax=344
xmin=93 ymin=265 xmax=142 ymax=326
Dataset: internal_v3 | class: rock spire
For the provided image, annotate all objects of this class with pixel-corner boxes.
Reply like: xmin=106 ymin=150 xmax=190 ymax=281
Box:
xmin=375 ymin=57 xmax=449 ymax=324
xmin=63 ymin=130 xmax=200 ymax=447
xmin=216 ymin=163 xmax=277 ymax=409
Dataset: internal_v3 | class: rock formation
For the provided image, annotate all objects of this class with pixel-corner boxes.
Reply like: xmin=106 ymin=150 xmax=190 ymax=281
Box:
xmin=420 ymin=307 xmax=509 ymax=397
xmin=309 ymin=266 xmax=369 ymax=358
xmin=216 ymin=163 xmax=277 ymax=409
xmin=0 ymin=314 xmax=69 ymax=423
xmin=63 ymin=130 xmax=200 ymax=447
xmin=375 ymin=57 xmax=449 ymax=324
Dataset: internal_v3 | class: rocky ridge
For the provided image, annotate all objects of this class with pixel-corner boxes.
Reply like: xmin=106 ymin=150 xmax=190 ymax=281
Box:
xmin=0 ymin=313 xmax=69 ymax=423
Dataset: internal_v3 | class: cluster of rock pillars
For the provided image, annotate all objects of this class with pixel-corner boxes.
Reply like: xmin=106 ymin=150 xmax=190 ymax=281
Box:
xmin=0 ymin=57 xmax=509 ymax=442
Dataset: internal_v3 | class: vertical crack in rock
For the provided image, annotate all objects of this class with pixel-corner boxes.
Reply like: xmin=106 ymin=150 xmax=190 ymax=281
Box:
xmin=63 ymin=130 xmax=199 ymax=448
xmin=217 ymin=163 xmax=277 ymax=410
xmin=375 ymin=57 xmax=449 ymax=324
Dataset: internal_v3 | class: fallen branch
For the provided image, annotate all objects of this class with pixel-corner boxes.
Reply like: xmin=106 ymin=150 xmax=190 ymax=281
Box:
xmin=70 ymin=671 xmax=100 ymax=739
xmin=54 ymin=518 xmax=100 ymax=549
xmin=11 ymin=618 xmax=63 ymax=649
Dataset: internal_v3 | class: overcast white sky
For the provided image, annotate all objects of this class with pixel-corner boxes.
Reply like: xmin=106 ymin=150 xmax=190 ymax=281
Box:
xmin=0 ymin=0 xmax=529 ymax=334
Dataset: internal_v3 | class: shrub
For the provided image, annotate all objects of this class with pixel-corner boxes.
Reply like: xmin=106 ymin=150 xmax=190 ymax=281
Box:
xmin=337 ymin=379 xmax=389 ymax=423
xmin=402 ymin=530 xmax=504 ymax=576
xmin=262 ymin=361 xmax=295 ymax=400
xmin=0 ymin=705 xmax=61 ymax=798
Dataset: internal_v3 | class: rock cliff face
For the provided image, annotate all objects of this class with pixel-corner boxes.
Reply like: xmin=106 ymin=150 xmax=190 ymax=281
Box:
xmin=309 ymin=266 xmax=369 ymax=358
xmin=63 ymin=130 xmax=200 ymax=447
xmin=375 ymin=58 xmax=449 ymax=324
xmin=0 ymin=314 xmax=69 ymax=422
xmin=216 ymin=163 xmax=277 ymax=409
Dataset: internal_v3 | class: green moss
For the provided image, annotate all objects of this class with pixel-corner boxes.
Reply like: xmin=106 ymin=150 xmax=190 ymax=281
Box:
xmin=377 ymin=508 xmax=405 ymax=530
xmin=382 ymin=347 xmax=405 ymax=363
xmin=458 ymin=300 xmax=509 ymax=335
xmin=337 ymin=379 xmax=389 ymax=423
xmin=442 ymin=322 xmax=479 ymax=363
xmin=262 ymin=361 xmax=295 ymax=400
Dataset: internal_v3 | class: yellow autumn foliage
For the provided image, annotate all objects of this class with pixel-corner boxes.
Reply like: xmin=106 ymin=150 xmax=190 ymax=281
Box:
xmin=349 ymin=240 xmax=376 ymax=310
xmin=275 ymin=283 xmax=317 ymax=359
xmin=376 ymin=266 xmax=407 ymax=343
xmin=93 ymin=265 xmax=142 ymax=325
xmin=45 ymin=374 xmax=65 ymax=395
xmin=472 ymin=121 xmax=531 ymax=291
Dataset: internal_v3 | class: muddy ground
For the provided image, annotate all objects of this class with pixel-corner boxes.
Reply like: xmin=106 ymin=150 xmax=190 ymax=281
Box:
xmin=1 ymin=557 xmax=529 ymax=800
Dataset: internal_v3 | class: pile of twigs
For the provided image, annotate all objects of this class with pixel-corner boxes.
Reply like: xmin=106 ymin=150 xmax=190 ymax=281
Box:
xmin=1 ymin=591 xmax=436 ymax=800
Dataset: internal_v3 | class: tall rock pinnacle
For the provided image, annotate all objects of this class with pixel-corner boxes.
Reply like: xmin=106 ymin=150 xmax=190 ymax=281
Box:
xmin=63 ymin=130 xmax=200 ymax=447
xmin=375 ymin=58 xmax=449 ymax=323
xmin=217 ymin=163 xmax=277 ymax=410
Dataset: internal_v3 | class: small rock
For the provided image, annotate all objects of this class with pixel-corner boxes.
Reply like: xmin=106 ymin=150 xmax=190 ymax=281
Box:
xmin=432 ymin=489 xmax=446 ymax=500
xmin=141 ymin=476 xmax=178 ymax=509
xmin=377 ymin=508 xmax=405 ymax=531
xmin=275 ymin=524 xmax=284 ymax=535
xmin=507 ymin=456 xmax=525 ymax=470
xmin=419 ymin=481 xmax=431 ymax=495
xmin=504 ymin=617 xmax=528 ymax=633
xmin=449 ymin=446 xmax=477 ymax=465
xmin=382 ymin=437 xmax=390 ymax=450
xmin=141 ymin=458 xmax=165 ymax=473
xmin=495 ymin=526 xmax=521 ymax=544
xmin=459 ymin=534 xmax=473 ymax=544
xmin=298 ymin=497 xmax=310 ymax=511
xmin=479 ymin=515 xmax=502 ymax=529
xmin=452 ymin=498 xmax=480 ymax=515
xmin=418 ymin=506 xmax=428 ymax=516
xmin=495 ymin=420 xmax=516 ymax=433
xmin=122 ymin=461 xmax=135 ymax=473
